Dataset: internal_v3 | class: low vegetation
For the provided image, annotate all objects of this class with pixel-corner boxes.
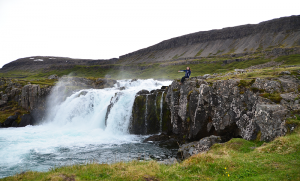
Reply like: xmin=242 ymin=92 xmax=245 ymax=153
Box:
xmin=0 ymin=54 xmax=299 ymax=80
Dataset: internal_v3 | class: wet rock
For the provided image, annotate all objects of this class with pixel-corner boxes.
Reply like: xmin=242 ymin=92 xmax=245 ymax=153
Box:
xmin=136 ymin=89 xmax=149 ymax=95
xmin=105 ymin=74 xmax=111 ymax=78
xmin=129 ymin=95 xmax=147 ymax=134
xmin=2 ymin=115 xmax=18 ymax=127
xmin=105 ymin=92 xmax=123 ymax=126
xmin=94 ymin=78 xmax=117 ymax=88
xmin=18 ymin=114 xmax=35 ymax=127
xmin=143 ymin=133 xmax=180 ymax=148
xmin=178 ymin=135 xmax=222 ymax=159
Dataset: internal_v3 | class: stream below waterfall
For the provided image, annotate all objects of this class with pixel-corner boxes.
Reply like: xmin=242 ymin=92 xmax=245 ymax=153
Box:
xmin=0 ymin=79 xmax=175 ymax=178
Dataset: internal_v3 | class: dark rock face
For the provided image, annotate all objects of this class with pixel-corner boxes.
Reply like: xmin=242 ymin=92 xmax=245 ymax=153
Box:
xmin=2 ymin=115 xmax=18 ymax=127
xmin=130 ymin=90 xmax=168 ymax=135
xmin=161 ymin=75 xmax=299 ymax=142
xmin=18 ymin=114 xmax=35 ymax=127
xmin=105 ymin=92 xmax=123 ymax=126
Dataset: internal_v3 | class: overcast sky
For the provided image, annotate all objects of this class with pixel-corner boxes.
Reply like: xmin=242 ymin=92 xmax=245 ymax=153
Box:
xmin=0 ymin=0 xmax=299 ymax=68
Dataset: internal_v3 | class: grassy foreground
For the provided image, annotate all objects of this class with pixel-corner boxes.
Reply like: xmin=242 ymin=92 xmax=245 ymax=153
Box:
xmin=2 ymin=121 xmax=300 ymax=181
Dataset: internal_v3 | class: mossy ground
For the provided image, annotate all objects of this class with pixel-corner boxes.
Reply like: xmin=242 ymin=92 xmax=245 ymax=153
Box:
xmin=2 ymin=126 xmax=300 ymax=181
xmin=1 ymin=54 xmax=299 ymax=80
xmin=0 ymin=101 xmax=29 ymax=123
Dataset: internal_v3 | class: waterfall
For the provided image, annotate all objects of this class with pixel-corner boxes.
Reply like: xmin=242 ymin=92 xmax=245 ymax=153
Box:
xmin=144 ymin=95 xmax=148 ymax=133
xmin=160 ymin=92 xmax=164 ymax=132
xmin=0 ymin=79 xmax=173 ymax=178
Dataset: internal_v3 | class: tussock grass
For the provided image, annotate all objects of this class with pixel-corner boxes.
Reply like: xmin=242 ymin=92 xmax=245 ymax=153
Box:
xmin=2 ymin=127 xmax=300 ymax=180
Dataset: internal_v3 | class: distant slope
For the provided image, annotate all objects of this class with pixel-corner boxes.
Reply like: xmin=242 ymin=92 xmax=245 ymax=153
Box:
xmin=119 ymin=15 xmax=300 ymax=63
xmin=0 ymin=56 xmax=118 ymax=72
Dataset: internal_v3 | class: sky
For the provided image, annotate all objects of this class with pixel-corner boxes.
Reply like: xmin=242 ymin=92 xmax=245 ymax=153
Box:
xmin=0 ymin=0 xmax=299 ymax=68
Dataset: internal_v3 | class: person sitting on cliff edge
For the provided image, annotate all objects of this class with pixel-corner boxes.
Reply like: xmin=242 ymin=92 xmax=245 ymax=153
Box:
xmin=178 ymin=67 xmax=191 ymax=85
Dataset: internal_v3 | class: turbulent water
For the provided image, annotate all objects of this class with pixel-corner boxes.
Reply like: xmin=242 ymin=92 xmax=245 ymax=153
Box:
xmin=0 ymin=79 xmax=174 ymax=178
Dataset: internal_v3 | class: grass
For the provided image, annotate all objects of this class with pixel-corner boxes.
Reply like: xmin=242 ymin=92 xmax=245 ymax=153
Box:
xmin=1 ymin=54 xmax=299 ymax=80
xmin=195 ymin=49 xmax=204 ymax=57
xmin=2 ymin=127 xmax=300 ymax=180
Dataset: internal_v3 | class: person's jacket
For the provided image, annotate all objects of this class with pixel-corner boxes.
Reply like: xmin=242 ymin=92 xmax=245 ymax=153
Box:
xmin=180 ymin=70 xmax=191 ymax=78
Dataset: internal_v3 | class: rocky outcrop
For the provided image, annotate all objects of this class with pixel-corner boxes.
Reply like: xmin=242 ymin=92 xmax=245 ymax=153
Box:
xmin=130 ymin=89 xmax=167 ymax=134
xmin=137 ymin=74 xmax=299 ymax=148
xmin=165 ymin=76 xmax=299 ymax=142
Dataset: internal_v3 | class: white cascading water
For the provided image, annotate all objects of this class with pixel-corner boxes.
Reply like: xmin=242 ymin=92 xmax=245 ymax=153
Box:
xmin=160 ymin=92 xmax=164 ymax=132
xmin=0 ymin=79 xmax=172 ymax=178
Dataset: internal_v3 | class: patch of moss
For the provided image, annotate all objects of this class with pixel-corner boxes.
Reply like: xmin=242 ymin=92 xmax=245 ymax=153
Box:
xmin=173 ymin=88 xmax=178 ymax=92
xmin=250 ymin=87 xmax=265 ymax=93
xmin=255 ymin=131 xmax=261 ymax=141
xmin=187 ymin=90 xmax=193 ymax=100
xmin=238 ymin=79 xmax=255 ymax=88
xmin=194 ymin=49 xmax=204 ymax=57
xmin=260 ymin=92 xmax=282 ymax=103
xmin=186 ymin=117 xmax=190 ymax=123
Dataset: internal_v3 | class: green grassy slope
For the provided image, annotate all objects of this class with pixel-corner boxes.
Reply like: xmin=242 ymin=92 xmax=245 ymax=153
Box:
xmin=1 ymin=54 xmax=300 ymax=80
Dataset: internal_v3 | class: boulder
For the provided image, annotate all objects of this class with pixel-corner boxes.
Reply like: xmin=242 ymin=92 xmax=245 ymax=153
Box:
xmin=48 ymin=74 xmax=58 ymax=79
xmin=1 ymin=94 xmax=8 ymax=101
xmin=178 ymin=135 xmax=222 ymax=159
xmin=254 ymin=104 xmax=288 ymax=141
xmin=2 ymin=115 xmax=18 ymax=127
xmin=0 ymin=100 xmax=7 ymax=107
xmin=280 ymin=71 xmax=291 ymax=75
xmin=18 ymin=114 xmax=35 ymax=127
xmin=251 ymin=78 xmax=281 ymax=93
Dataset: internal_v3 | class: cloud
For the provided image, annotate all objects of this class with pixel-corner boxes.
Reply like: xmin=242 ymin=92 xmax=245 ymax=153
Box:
xmin=0 ymin=0 xmax=299 ymax=68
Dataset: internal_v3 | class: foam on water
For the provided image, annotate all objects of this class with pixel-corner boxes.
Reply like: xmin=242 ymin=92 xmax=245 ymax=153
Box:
xmin=0 ymin=79 xmax=172 ymax=178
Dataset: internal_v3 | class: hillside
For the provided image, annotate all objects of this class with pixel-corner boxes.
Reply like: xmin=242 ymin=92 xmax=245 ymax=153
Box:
xmin=119 ymin=15 xmax=300 ymax=63
xmin=0 ymin=15 xmax=300 ymax=80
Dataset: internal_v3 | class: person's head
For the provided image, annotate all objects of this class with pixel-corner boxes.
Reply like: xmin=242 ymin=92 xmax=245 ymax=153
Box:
xmin=187 ymin=67 xmax=191 ymax=71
